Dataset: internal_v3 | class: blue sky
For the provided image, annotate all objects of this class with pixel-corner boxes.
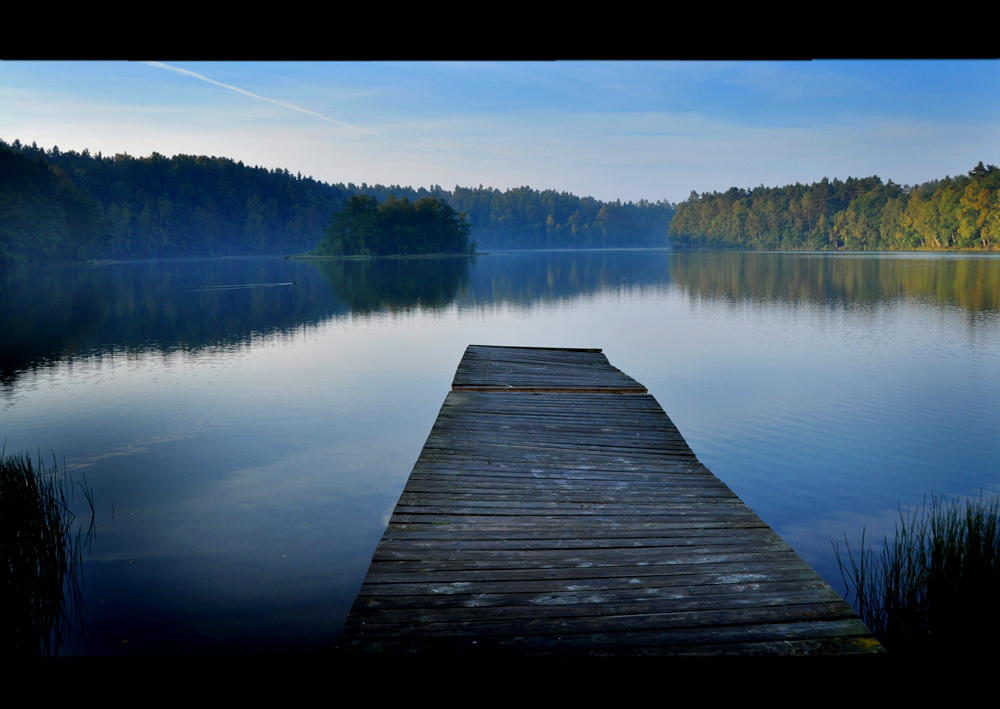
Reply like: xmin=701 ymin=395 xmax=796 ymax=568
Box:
xmin=1 ymin=60 xmax=997 ymax=203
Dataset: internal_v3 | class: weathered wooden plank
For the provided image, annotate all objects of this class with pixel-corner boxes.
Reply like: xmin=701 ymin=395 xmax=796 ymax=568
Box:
xmin=338 ymin=618 xmax=877 ymax=654
xmin=452 ymin=345 xmax=647 ymax=393
xmin=381 ymin=514 xmax=772 ymax=531
xmin=346 ymin=596 xmax=860 ymax=631
xmin=370 ymin=530 xmax=788 ymax=553
xmin=336 ymin=345 xmax=882 ymax=654
xmin=377 ymin=526 xmax=774 ymax=544
xmin=355 ymin=557 xmax=827 ymax=586
xmin=353 ymin=567 xmax=835 ymax=599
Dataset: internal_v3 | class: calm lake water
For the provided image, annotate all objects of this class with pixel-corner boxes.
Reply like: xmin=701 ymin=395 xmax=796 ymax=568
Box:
xmin=3 ymin=249 xmax=998 ymax=654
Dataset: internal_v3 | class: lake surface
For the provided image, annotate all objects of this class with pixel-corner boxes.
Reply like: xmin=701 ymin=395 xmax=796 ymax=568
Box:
xmin=3 ymin=250 xmax=998 ymax=654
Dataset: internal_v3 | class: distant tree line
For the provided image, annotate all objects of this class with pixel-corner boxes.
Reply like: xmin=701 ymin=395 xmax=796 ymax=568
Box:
xmin=448 ymin=186 xmax=674 ymax=249
xmin=669 ymin=163 xmax=1000 ymax=251
xmin=315 ymin=194 xmax=475 ymax=256
xmin=0 ymin=140 xmax=675 ymax=264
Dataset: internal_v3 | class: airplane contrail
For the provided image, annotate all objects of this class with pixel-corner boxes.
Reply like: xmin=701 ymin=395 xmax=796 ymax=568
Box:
xmin=144 ymin=61 xmax=414 ymax=147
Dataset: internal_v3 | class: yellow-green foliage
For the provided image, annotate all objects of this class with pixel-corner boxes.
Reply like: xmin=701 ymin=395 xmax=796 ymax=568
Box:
xmin=670 ymin=163 xmax=1000 ymax=251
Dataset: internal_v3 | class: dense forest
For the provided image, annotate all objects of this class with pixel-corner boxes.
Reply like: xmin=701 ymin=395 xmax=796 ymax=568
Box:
xmin=0 ymin=140 xmax=674 ymax=264
xmin=669 ymin=163 xmax=1000 ymax=251
xmin=315 ymin=194 xmax=475 ymax=256
xmin=0 ymin=143 xmax=107 ymax=263
xmin=8 ymin=137 xmax=994 ymax=261
xmin=329 ymin=184 xmax=675 ymax=250
xmin=447 ymin=186 xmax=673 ymax=249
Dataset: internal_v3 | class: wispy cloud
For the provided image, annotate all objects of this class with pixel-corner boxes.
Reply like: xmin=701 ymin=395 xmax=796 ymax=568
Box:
xmin=144 ymin=61 xmax=415 ymax=148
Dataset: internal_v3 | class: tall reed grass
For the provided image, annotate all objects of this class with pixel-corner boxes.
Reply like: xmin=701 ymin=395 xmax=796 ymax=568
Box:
xmin=1 ymin=448 xmax=93 ymax=657
xmin=835 ymin=493 xmax=1000 ymax=653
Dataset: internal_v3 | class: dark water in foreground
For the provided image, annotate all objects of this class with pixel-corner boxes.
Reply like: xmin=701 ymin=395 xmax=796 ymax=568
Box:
xmin=3 ymin=250 xmax=998 ymax=654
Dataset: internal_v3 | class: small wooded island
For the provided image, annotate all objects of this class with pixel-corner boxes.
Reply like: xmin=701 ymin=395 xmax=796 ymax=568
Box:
xmin=313 ymin=194 xmax=476 ymax=257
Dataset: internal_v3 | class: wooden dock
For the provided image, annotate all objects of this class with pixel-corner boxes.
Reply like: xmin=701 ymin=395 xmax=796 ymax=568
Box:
xmin=336 ymin=345 xmax=882 ymax=655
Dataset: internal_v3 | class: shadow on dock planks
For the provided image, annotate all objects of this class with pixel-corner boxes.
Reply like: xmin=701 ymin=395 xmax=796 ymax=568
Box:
xmin=336 ymin=345 xmax=883 ymax=655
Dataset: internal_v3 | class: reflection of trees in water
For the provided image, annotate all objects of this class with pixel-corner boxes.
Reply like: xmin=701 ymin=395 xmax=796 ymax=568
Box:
xmin=1 ymin=253 xmax=666 ymax=390
xmin=312 ymin=257 xmax=474 ymax=313
xmin=455 ymin=250 xmax=672 ymax=307
xmin=0 ymin=264 xmax=105 ymax=391
xmin=3 ymin=252 xmax=996 ymax=395
xmin=1 ymin=451 xmax=93 ymax=656
xmin=0 ymin=259 xmax=348 ymax=391
xmin=312 ymin=250 xmax=676 ymax=312
xmin=669 ymin=252 xmax=1000 ymax=314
